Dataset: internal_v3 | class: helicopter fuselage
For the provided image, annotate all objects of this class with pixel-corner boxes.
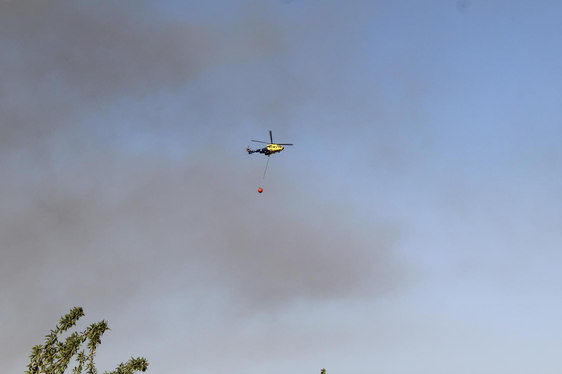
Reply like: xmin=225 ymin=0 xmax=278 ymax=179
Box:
xmin=247 ymin=131 xmax=293 ymax=156
xmin=247 ymin=143 xmax=285 ymax=156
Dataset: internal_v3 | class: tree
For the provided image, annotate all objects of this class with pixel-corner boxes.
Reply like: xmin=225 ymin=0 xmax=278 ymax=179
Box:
xmin=26 ymin=307 xmax=149 ymax=374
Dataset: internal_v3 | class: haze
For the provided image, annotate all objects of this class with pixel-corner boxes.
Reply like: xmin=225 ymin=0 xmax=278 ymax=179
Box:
xmin=2 ymin=1 xmax=562 ymax=373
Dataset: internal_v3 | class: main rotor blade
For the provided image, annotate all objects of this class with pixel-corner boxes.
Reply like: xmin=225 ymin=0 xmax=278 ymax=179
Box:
xmin=251 ymin=140 xmax=269 ymax=144
xmin=277 ymin=143 xmax=293 ymax=146
xmin=269 ymin=130 xmax=273 ymax=143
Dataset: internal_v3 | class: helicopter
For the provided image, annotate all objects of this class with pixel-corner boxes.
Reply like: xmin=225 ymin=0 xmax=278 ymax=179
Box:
xmin=246 ymin=130 xmax=293 ymax=156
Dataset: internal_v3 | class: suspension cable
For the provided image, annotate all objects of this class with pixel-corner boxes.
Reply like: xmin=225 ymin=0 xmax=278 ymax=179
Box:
xmin=263 ymin=156 xmax=270 ymax=179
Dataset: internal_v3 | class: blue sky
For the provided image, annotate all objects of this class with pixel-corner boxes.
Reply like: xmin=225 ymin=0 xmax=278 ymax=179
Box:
xmin=2 ymin=1 xmax=562 ymax=373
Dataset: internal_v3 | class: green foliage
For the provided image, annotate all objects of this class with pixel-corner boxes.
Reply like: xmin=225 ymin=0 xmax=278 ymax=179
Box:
xmin=26 ymin=307 xmax=149 ymax=374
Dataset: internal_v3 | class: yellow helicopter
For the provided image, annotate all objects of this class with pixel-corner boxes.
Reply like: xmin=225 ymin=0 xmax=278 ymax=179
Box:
xmin=246 ymin=131 xmax=293 ymax=156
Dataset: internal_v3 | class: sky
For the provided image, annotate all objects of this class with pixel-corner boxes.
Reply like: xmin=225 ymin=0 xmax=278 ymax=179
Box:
xmin=2 ymin=1 xmax=562 ymax=373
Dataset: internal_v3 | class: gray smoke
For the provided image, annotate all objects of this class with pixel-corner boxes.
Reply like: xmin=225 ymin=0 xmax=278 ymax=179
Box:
xmin=1 ymin=1 xmax=409 ymax=372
